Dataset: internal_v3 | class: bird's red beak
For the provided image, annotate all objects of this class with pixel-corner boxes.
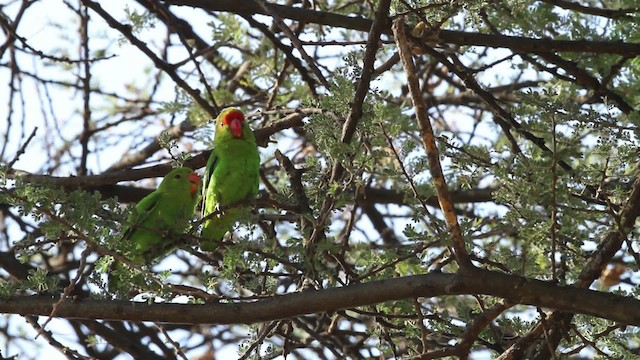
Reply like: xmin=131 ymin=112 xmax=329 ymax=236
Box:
xmin=188 ymin=172 xmax=201 ymax=194
xmin=221 ymin=110 xmax=245 ymax=138
xmin=229 ymin=117 xmax=243 ymax=138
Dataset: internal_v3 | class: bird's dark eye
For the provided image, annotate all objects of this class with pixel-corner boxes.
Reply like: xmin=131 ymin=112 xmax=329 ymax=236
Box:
xmin=175 ymin=174 xmax=182 ymax=179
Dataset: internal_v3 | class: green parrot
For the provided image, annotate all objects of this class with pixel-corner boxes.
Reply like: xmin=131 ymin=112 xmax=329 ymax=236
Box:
xmin=109 ymin=167 xmax=201 ymax=295
xmin=201 ymin=107 xmax=260 ymax=251
xmin=123 ymin=167 xmax=201 ymax=263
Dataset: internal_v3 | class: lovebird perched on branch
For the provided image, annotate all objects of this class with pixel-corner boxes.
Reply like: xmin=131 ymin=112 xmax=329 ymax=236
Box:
xmin=109 ymin=167 xmax=201 ymax=295
xmin=201 ymin=108 xmax=260 ymax=251
xmin=123 ymin=167 xmax=201 ymax=263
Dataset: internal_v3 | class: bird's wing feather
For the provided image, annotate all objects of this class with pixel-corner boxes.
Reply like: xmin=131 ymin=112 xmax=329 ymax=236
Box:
xmin=202 ymin=150 xmax=219 ymax=217
xmin=123 ymin=191 xmax=163 ymax=240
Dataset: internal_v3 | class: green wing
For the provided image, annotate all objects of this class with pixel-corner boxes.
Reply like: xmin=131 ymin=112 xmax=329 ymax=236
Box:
xmin=202 ymin=150 xmax=219 ymax=218
xmin=124 ymin=190 xmax=170 ymax=263
xmin=110 ymin=190 xmax=165 ymax=294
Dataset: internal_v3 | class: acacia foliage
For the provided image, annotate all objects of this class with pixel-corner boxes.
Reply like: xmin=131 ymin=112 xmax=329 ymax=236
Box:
xmin=1 ymin=0 xmax=640 ymax=359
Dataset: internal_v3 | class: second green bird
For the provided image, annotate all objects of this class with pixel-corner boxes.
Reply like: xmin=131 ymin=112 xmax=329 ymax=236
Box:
xmin=124 ymin=167 xmax=202 ymax=263
xmin=109 ymin=167 xmax=201 ymax=295
xmin=201 ymin=108 xmax=260 ymax=251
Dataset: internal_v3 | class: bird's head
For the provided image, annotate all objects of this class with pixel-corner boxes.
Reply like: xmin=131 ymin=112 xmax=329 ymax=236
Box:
xmin=161 ymin=167 xmax=201 ymax=196
xmin=216 ymin=108 xmax=246 ymax=139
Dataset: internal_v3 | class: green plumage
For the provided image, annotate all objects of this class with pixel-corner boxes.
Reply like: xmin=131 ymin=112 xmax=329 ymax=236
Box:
xmin=124 ymin=167 xmax=201 ymax=263
xmin=109 ymin=167 xmax=201 ymax=295
xmin=201 ymin=108 xmax=260 ymax=251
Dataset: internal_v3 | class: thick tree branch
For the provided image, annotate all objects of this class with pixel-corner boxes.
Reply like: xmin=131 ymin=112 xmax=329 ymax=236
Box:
xmin=167 ymin=0 xmax=640 ymax=56
xmin=541 ymin=0 xmax=637 ymax=19
xmin=2 ymin=269 xmax=639 ymax=325
xmin=9 ymin=108 xmax=315 ymax=187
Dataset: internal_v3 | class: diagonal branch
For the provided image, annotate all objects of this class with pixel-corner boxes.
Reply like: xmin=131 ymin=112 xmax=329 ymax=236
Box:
xmin=536 ymin=52 xmax=634 ymax=114
xmin=501 ymin=166 xmax=640 ymax=358
xmin=80 ymin=0 xmax=217 ymax=117
xmin=253 ymin=0 xmax=330 ymax=90
xmin=338 ymin=0 xmax=391 ymax=145
xmin=105 ymin=119 xmax=196 ymax=172
xmin=308 ymin=0 xmax=392 ymax=254
xmin=392 ymin=17 xmax=471 ymax=268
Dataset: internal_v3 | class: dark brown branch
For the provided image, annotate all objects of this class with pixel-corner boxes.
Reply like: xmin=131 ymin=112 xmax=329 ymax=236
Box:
xmin=359 ymin=199 xmax=398 ymax=245
xmin=421 ymin=300 xmax=514 ymax=359
xmin=432 ymin=31 xmax=640 ymax=56
xmin=5 ymin=126 xmax=37 ymax=169
xmin=12 ymin=166 xmax=496 ymax=207
xmin=2 ymin=269 xmax=640 ymax=325
xmin=77 ymin=3 xmax=92 ymax=177
xmin=11 ymin=163 xmax=186 ymax=188
xmin=24 ymin=316 xmax=89 ymax=360
xmin=536 ymin=52 xmax=634 ymax=114
xmin=166 ymin=0 xmax=640 ymax=56
xmin=274 ymin=150 xmax=313 ymax=235
xmin=338 ymin=0 xmax=391 ymax=145
xmin=253 ymin=109 xmax=312 ymax=146
xmin=12 ymin=108 xmax=320 ymax=187
xmin=541 ymin=0 xmax=638 ymax=19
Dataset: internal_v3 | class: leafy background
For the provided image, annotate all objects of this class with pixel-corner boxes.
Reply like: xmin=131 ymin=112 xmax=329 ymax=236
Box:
xmin=1 ymin=0 xmax=640 ymax=359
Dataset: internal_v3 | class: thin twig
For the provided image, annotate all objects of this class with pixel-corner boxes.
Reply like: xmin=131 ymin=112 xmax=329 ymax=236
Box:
xmin=38 ymin=247 xmax=92 ymax=337
xmin=80 ymin=0 xmax=217 ymax=117
xmin=6 ymin=126 xmax=37 ymax=169
xmin=156 ymin=324 xmax=189 ymax=360
xmin=253 ymin=0 xmax=330 ymax=89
